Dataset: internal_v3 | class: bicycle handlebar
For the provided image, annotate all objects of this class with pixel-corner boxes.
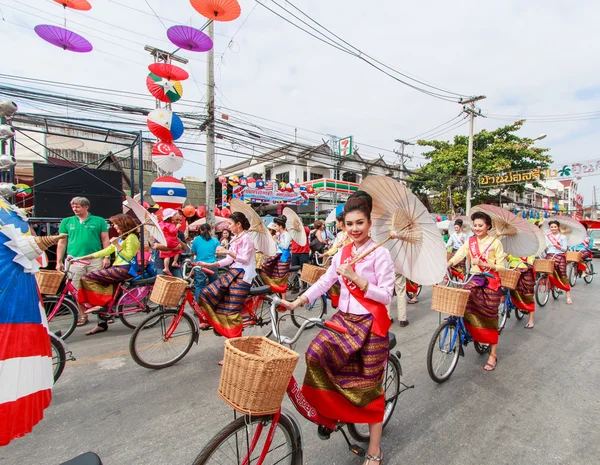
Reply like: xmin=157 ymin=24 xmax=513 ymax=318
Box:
xmin=66 ymin=256 xmax=90 ymax=266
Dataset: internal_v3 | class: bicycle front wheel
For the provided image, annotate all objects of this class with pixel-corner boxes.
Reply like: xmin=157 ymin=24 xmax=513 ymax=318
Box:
xmin=50 ymin=334 xmax=66 ymax=383
xmin=568 ymin=263 xmax=578 ymax=287
xmin=192 ymin=413 xmax=302 ymax=465
xmin=498 ymin=299 xmax=508 ymax=334
xmin=347 ymin=353 xmax=401 ymax=442
xmin=43 ymin=295 xmax=78 ymax=340
xmin=551 ymin=286 xmax=560 ymax=300
xmin=290 ymin=296 xmax=327 ymax=329
xmin=515 ymin=308 xmax=526 ymax=320
xmin=129 ymin=310 xmax=196 ymax=369
xmin=535 ymin=276 xmax=550 ymax=307
xmin=427 ymin=320 xmax=461 ymax=384
xmin=584 ymin=262 xmax=594 ymax=284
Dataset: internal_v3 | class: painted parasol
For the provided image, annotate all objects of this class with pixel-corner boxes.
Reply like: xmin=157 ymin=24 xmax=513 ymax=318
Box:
xmin=189 ymin=216 xmax=229 ymax=232
xmin=190 ymin=0 xmax=242 ymax=22
xmin=146 ymin=108 xmax=184 ymax=142
xmin=146 ymin=73 xmax=183 ymax=103
xmin=230 ymin=198 xmax=277 ymax=256
xmin=148 ymin=63 xmax=189 ymax=81
xmin=167 ymin=25 xmax=213 ymax=52
xmin=325 ymin=203 xmax=344 ymax=224
xmin=470 ymin=204 xmax=540 ymax=256
xmin=124 ymin=196 xmax=167 ymax=246
xmin=283 ymin=207 xmax=306 ymax=246
xmin=34 ymin=25 xmax=93 ymax=52
xmin=358 ymin=176 xmax=447 ymax=285
xmin=528 ymin=220 xmax=546 ymax=256
xmin=542 ymin=215 xmax=586 ymax=247
xmin=53 ymin=0 xmax=92 ymax=10
xmin=151 ymin=141 xmax=184 ymax=172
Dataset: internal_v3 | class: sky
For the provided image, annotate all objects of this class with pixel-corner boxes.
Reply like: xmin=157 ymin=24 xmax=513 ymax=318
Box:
xmin=2 ymin=0 xmax=600 ymax=204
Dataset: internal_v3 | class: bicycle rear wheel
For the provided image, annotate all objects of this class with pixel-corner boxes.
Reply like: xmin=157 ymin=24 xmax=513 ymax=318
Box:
xmin=129 ymin=310 xmax=196 ymax=369
xmin=117 ymin=287 xmax=160 ymax=330
xmin=498 ymin=298 xmax=508 ymax=334
xmin=552 ymin=286 xmax=560 ymax=300
xmin=347 ymin=353 xmax=402 ymax=442
xmin=584 ymin=262 xmax=594 ymax=284
xmin=192 ymin=413 xmax=301 ymax=465
xmin=515 ymin=308 xmax=526 ymax=320
xmin=427 ymin=320 xmax=461 ymax=384
xmin=43 ymin=295 xmax=78 ymax=340
xmin=290 ymin=296 xmax=327 ymax=329
xmin=50 ymin=333 xmax=66 ymax=383
xmin=535 ymin=276 xmax=550 ymax=307
xmin=242 ymin=296 xmax=275 ymax=338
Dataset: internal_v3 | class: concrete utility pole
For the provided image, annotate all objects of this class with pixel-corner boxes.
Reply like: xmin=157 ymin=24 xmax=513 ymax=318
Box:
xmin=205 ymin=21 xmax=216 ymax=226
xmin=460 ymin=95 xmax=486 ymax=213
xmin=594 ymin=186 xmax=597 ymax=220
xmin=394 ymin=139 xmax=414 ymax=179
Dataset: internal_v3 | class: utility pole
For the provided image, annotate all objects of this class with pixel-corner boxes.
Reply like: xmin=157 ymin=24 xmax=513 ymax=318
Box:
xmin=205 ymin=21 xmax=216 ymax=225
xmin=394 ymin=139 xmax=414 ymax=180
xmin=594 ymin=186 xmax=597 ymax=220
xmin=460 ymin=95 xmax=486 ymax=213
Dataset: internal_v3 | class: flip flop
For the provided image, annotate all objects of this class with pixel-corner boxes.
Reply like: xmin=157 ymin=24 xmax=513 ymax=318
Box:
xmin=85 ymin=326 xmax=108 ymax=336
xmin=525 ymin=323 xmax=534 ymax=329
xmin=566 ymin=299 xmax=573 ymax=305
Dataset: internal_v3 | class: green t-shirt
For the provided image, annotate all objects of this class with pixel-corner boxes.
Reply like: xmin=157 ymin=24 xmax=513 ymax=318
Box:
xmin=58 ymin=215 xmax=108 ymax=257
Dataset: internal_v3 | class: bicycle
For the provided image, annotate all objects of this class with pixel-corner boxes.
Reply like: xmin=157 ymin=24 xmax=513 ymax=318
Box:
xmin=129 ymin=263 xmax=278 ymax=369
xmin=534 ymin=268 xmax=562 ymax=307
xmin=192 ymin=296 xmax=413 ymax=464
xmin=50 ymin=331 xmax=75 ymax=383
xmin=568 ymin=257 xmax=594 ymax=287
xmin=426 ymin=273 xmax=494 ymax=384
xmin=497 ymin=286 xmax=526 ymax=333
xmin=43 ymin=257 xmax=159 ymax=339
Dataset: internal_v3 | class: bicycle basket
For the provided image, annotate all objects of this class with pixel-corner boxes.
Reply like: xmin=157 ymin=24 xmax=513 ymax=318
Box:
xmin=498 ymin=268 xmax=521 ymax=290
xmin=534 ymin=259 xmax=554 ymax=274
xmin=36 ymin=270 xmax=64 ymax=295
xmin=431 ymin=285 xmax=470 ymax=317
xmin=149 ymin=275 xmax=187 ymax=307
xmin=300 ymin=264 xmax=326 ymax=285
xmin=218 ymin=336 xmax=299 ymax=415
xmin=566 ymin=251 xmax=581 ymax=263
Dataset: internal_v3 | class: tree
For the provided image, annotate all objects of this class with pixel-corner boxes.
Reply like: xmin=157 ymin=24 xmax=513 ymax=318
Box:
xmin=408 ymin=120 xmax=552 ymax=212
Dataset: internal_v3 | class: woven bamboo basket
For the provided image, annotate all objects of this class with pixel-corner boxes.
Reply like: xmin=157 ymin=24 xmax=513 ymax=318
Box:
xmin=149 ymin=275 xmax=187 ymax=307
xmin=431 ymin=285 xmax=470 ymax=317
xmin=534 ymin=259 xmax=554 ymax=274
xmin=36 ymin=270 xmax=64 ymax=295
xmin=300 ymin=264 xmax=326 ymax=285
xmin=218 ymin=336 xmax=299 ymax=415
xmin=498 ymin=268 xmax=521 ymax=290
xmin=566 ymin=251 xmax=581 ymax=263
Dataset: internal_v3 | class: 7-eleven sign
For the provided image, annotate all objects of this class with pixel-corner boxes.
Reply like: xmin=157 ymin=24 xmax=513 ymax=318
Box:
xmin=338 ymin=136 xmax=353 ymax=157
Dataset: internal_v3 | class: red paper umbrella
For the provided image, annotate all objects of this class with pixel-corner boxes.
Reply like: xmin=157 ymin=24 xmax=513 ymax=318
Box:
xmin=190 ymin=0 xmax=241 ymax=22
xmin=53 ymin=0 xmax=92 ymax=10
xmin=148 ymin=63 xmax=189 ymax=82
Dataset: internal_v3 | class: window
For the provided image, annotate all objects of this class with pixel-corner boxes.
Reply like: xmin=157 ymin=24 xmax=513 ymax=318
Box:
xmin=310 ymin=172 xmax=322 ymax=181
xmin=276 ymin=171 xmax=290 ymax=183
xmin=265 ymin=168 xmax=272 ymax=180
xmin=342 ymin=172 xmax=357 ymax=183
xmin=303 ymin=171 xmax=307 ymax=182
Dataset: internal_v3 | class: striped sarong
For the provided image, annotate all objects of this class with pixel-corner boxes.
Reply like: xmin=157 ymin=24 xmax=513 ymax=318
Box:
xmin=198 ymin=268 xmax=251 ymax=338
xmin=510 ymin=267 xmax=536 ymax=312
xmin=260 ymin=254 xmax=290 ymax=293
xmin=302 ymin=311 xmax=388 ymax=424
xmin=546 ymin=253 xmax=570 ymax=291
xmin=578 ymin=251 xmax=592 ymax=272
xmin=78 ymin=265 xmax=131 ymax=307
xmin=464 ymin=275 xmax=502 ymax=344
xmin=448 ymin=250 xmax=466 ymax=280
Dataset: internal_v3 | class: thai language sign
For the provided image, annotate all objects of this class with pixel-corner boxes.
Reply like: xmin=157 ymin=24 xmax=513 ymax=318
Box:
xmin=232 ymin=186 xmax=309 ymax=205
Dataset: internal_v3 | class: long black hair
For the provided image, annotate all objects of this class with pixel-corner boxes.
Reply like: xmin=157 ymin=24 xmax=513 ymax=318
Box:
xmin=199 ymin=223 xmax=212 ymax=241
xmin=229 ymin=212 xmax=250 ymax=230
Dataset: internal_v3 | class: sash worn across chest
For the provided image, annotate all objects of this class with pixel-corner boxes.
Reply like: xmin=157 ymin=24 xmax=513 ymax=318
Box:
xmin=468 ymin=236 xmax=501 ymax=290
xmin=547 ymin=234 xmax=562 ymax=249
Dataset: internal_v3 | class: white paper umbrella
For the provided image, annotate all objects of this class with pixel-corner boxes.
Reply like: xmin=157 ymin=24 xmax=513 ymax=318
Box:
xmin=359 ymin=176 xmax=447 ymax=285
xmin=283 ymin=207 xmax=306 ymax=246
xmin=230 ymin=199 xmax=277 ymax=256
xmin=528 ymin=221 xmax=546 ymax=256
xmin=124 ymin=196 xmax=167 ymax=246
xmin=151 ymin=141 xmax=184 ymax=172
xmin=542 ymin=215 xmax=587 ymax=247
xmin=189 ymin=216 xmax=229 ymax=231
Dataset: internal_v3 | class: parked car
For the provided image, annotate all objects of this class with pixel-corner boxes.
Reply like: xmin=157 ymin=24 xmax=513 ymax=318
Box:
xmin=589 ymin=229 xmax=600 ymax=258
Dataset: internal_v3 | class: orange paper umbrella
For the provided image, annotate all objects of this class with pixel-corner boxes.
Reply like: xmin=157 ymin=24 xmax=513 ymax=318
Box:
xmin=148 ymin=63 xmax=189 ymax=82
xmin=190 ymin=0 xmax=241 ymax=22
xmin=53 ymin=0 xmax=92 ymax=10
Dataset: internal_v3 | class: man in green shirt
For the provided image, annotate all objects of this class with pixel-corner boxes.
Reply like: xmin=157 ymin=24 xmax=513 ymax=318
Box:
xmin=56 ymin=197 xmax=109 ymax=326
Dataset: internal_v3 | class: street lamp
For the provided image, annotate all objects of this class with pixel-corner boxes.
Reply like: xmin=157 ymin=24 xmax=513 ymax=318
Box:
xmin=533 ymin=134 xmax=547 ymax=142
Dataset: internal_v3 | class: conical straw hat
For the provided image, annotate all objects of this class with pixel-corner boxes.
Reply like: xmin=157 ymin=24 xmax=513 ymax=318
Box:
xmin=34 ymin=234 xmax=67 ymax=251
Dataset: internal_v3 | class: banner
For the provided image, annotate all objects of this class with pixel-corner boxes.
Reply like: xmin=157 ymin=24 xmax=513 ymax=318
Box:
xmin=232 ymin=186 xmax=309 ymax=205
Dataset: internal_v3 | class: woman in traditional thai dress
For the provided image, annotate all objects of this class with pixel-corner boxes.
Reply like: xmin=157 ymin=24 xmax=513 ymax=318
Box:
xmin=574 ymin=224 xmax=594 ymax=278
xmin=447 ymin=211 xmax=504 ymax=371
xmin=446 ymin=219 xmax=468 ymax=279
xmin=544 ymin=220 xmax=572 ymax=304
xmin=260 ymin=215 xmax=291 ymax=297
xmin=195 ymin=212 xmax=256 ymax=338
xmin=76 ymin=214 xmax=140 ymax=336
xmin=506 ymin=255 xmax=536 ymax=329
xmin=281 ymin=193 xmax=395 ymax=465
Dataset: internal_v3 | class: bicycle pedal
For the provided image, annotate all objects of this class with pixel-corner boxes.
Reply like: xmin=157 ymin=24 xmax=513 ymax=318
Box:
xmin=349 ymin=445 xmax=366 ymax=457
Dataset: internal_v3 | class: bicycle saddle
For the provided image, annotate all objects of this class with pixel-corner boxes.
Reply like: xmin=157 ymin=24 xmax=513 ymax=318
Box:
xmin=60 ymin=452 xmax=102 ymax=465
xmin=289 ymin=265 xmax=301 ymax=272
xmin=249 ymin=285 xmax=271 ymax=296
xmin=584 ymin=257 xmax=593 ymax=262
xmin=128 ymin=277 xmax=157 ymax=286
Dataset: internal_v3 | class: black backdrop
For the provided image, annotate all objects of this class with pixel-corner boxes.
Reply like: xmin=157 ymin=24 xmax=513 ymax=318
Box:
xmin=33 ymin=163 xmax=123 ymax=219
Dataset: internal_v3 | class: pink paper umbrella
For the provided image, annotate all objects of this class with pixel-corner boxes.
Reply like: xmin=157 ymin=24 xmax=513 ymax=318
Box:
xmin=34 ymin=25 xmax=93 ymax=52
xmin=167 ymin=25 xmax=213 ymax=52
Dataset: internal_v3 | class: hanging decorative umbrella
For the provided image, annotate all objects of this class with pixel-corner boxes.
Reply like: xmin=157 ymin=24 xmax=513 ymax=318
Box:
xmin=34 ymin=25 xmax=93 ymax=53
xmin=150 ymin=176 xmax=187 ymax=209
xmin=53 ymin=0 xmax=92 ymax=10
xmin=541 ymin=215 xmax=586 ymax=247
xmin=283 ymin=207 xmax=306 ymax=246
xmin=146 ymin=73 xmax=183 ymax=103
xmin=151 ymin=141 xmax=184 ymax=172
xmin=0 ymin=198 xmax=60 ymax=446
xmin=167 ymin=25 xmax=213 ymax=52
xmin=470 ymin=204 xmax=541 ymax=256
xmin=230 ymin=198 xmax=277 ymax=256
xmin=190 ymin=0 xmax=242 ymax=22
xmin=124 ymin=196 xmax=167 ymax=246
xmin=148 ymin=63 xmax=189 ymax=81
xmin=325 ymin=204 xmax=344 ymax=224
xmin=14 ymin=183 xmax=32 ymax=198
xmin=358 ymin=176 xmax=447 ymax=285
xmin=146 ymin=108 xmax=184 ymax=142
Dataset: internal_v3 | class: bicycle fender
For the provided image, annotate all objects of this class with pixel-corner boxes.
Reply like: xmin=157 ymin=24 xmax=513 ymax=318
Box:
xmin=390 ymin=353 xmax=402 ymax=377
xmin=280 ymin=407 xmax=303 ymax=464
xmin=49 ymin=332 xmax=69 ymax=352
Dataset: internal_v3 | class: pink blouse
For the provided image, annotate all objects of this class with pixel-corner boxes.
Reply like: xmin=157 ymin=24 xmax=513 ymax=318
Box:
xmin=303 ymin=239 xmax=395 ymax=315
xmin=218 ymin=232 xmax=257 ymax=283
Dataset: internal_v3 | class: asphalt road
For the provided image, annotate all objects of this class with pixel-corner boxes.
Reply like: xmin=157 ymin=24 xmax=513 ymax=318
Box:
xmin=3 ymin=268 xmax=600 ymax=465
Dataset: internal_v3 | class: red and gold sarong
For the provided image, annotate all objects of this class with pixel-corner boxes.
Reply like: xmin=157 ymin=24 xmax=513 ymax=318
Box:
xmin=510 ymin=267 xmax=536 ymax=312
xmin=546 ymin=253 xmax=570 ymax=291
xmin=464 ymin=275 xmax=502 ymax=344
xmin=259 ymin=255 xmax=290 ymax=294
xmin=77 ymin=265 xmax=130 ymax=307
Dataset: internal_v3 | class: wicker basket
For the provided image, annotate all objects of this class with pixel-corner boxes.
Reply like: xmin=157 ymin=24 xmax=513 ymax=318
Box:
xmin=534 ymin=259 xmax=555 ymax=274
xmin=498 ymin=268 xmax=521 ymax=290
xmin=300 ymin=264 xmax=326 ymax=285
xmin=431 ymin=285 xmax=470 ymax=317
xmin=36 ymin=270 xmax=64 ymax=295
xmin=149 ymin=275 xmax=187 ymax=307
xmin=218 ymin=336 xmax=299 ymax=415
xmin=566 ymin=251 xmax=581 ymax=263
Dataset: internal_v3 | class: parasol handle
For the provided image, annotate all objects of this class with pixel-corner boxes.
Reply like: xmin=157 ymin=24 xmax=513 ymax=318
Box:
xmin=349 ymin=234 xmax=395 ymax=265
xmin=114 ymin=222 xmax=148 ymax=241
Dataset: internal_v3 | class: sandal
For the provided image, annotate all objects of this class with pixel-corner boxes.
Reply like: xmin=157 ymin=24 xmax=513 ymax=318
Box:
xmin=363 ymin=450 xmax=383 ymax=464
xmin=566 ymin=298 xmax=573 ymax=305
xmin=76 ymin=316 xmax=89 ymax=327
xmin=484 ymin=354 xmax=497 ymax=371
xmin=524 ymin=323 xmax=534 ymax=329
xmin=85 ymin=324 xmax=108 ymax=336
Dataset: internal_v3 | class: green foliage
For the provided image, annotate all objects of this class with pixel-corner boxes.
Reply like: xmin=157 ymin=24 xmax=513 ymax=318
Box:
xmin=409 ymin=120 xmax=552 ymax=211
